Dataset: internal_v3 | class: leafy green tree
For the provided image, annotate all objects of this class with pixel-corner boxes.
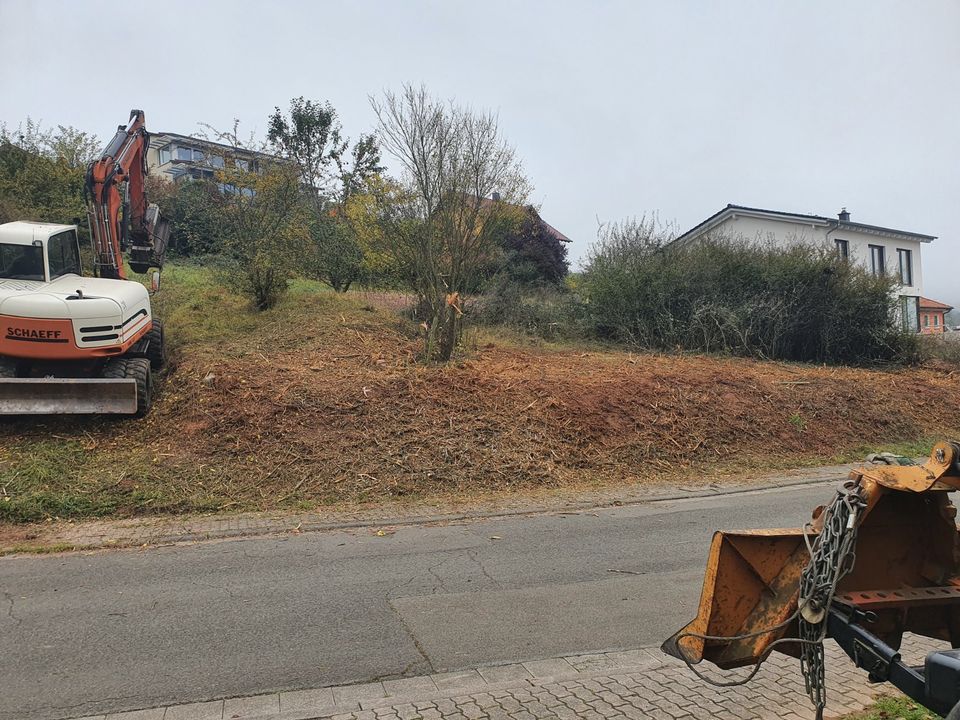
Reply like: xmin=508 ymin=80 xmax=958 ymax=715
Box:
xmin=498 ymin=207 xmax=569 ymax=287
xmin=147 ymin=176 xmax=223 ymax=257
xmin=268 ymin=97 xmax=383 ymax=292
xmin=0 ymin=121 xmax=96 ymax=237
xmin=306 ymin=213 xmax=364 ymax=292
xmin=203 ymin=122 xmax=308 ymax=309
xmin=267 ymin=96 xmax=382 ymax=207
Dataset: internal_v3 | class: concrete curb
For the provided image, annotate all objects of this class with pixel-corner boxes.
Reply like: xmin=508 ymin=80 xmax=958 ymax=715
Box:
xmin=69 ymin=646 xmax=675 ymax=720
xmin=2 ymin=462 xmax=863 ymax=556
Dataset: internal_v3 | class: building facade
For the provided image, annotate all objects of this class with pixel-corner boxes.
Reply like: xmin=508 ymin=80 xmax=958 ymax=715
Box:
xmin=919 ymin=297 xmax=953 ymax=334
xmin=674 ymin=205 xmax=938 ymax=333
xmin=146 ymin=132 xmax=276 ymax=183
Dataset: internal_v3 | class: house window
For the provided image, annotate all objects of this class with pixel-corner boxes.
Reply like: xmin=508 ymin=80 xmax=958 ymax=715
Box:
xmin=869 ymin=245 xmax=885 ymax=276
xmin=935 ymin=314 xmax=940 ymax=327
xmin=158 ymin=146 xmax=172 ymax=165
xmin=897 ymin=248 xmax=912 ymax=286
xmin=235 ymin=158 xmax=250 ymax=171
xmin=900 ymin=295 xmax=919 ymax=333
xmin=175 ymin=146 xmax=193 ymax=161
xmin=192 ymin=149 xmax=205 ymax=162
xmin=209 ymin=155 xmax=224 ymax=169
xmin=924 ymin=314 xmax=930 ymax=328
xmin=835 ymin=239 xmax=849 ymax=259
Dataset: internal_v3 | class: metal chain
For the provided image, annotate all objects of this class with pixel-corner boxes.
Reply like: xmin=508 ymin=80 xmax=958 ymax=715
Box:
xmin=798 ymin=480 xmax=866 ymax=720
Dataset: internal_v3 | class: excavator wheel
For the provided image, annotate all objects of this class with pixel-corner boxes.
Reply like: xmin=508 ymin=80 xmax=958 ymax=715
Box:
xmin=145 ymin=319 xmax=166 ymax=370
xmin=103 ymin=357 xmax=153 ymax=417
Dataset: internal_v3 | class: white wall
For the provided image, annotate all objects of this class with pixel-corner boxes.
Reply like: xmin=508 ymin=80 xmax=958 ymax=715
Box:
xmin=708 ymin=215 xmax=924 ymax=297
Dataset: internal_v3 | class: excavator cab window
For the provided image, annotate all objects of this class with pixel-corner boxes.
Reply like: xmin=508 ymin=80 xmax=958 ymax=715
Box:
xmin=0 ymin=243 xmax=45 ymax=281
xmin=48 ymin=230 xmax=82 ymax=279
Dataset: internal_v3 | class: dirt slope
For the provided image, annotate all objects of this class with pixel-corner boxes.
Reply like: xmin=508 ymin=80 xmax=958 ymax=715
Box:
xmin=2 ymin=275 xmax=959 ymax=521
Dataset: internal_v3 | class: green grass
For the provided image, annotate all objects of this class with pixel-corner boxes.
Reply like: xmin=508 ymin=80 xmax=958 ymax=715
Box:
xmin=151 ymin=262 xmax=262 ymax=353
xmin=0 ymin=542 xmax=83 ymax=557
xmin=0 ymin=439 xmax=186 ymax=522
xmin=842 ymin=438 xmax=939 ymax=463
xmin=840 ymin=695 xmax=941 ymax=719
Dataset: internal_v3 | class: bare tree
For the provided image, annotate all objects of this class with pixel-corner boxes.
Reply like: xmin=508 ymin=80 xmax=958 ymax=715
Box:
xmin=370 ymin=84 xmax=530 ymax=361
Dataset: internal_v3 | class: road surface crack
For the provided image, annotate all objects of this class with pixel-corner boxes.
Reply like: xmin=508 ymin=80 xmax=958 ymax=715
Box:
xmin=3 ymin=592 xmax=21 ymax=627
xmin=467 ymin=548 xmax=500 ymax=588
xmin=388 ymin=600 xmax=435 ymax=674
xmin=425 ymin=553 xmax=454 ymax=594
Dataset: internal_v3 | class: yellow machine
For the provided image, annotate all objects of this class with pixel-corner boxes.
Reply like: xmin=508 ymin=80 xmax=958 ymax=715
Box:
xmin=664 ymin=441 xmax=960 ymax=718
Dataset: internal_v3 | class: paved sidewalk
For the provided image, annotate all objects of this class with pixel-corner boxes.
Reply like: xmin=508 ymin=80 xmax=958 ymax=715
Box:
xmin=2 ymin=462 xmax=862 ymax=554
xmin=72 ymin=635 xmax=936 ymax=720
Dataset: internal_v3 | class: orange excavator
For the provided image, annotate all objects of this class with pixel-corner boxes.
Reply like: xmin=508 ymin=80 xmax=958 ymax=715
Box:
xmin=664 ymin=441 xmax=960 ymax=718
xmin=0 ymin=109 xmax=169 ymax=415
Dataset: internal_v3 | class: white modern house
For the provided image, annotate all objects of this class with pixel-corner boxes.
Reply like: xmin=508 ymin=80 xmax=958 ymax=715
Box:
xmin=146 ymin=132 xmax=278 ymax=184
xmin=674 ymin=204 xmax=938 ymax=332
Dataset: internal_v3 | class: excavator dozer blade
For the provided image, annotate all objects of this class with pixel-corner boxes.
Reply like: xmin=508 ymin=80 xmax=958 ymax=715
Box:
xmin=0 ymin=378 xmax=138 ymax=415
xmin=662 ymin=528 xmax=810 ymax=669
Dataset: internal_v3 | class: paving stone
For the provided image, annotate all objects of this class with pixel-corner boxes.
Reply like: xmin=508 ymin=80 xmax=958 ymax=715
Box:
xmin=457 ymin=702 xmax=485 ymax=720
xmin=522 ymin=658 xmax=577 ymax=679
xmin=105 ymin=710 xmax=165 ymax=720
xmin=280 ymin=687 xmax=336 ymax=712
xmin=223 ymin=693 xmax=279 ymax=717
xmin=62 ymin=636 xmax=939 ymax=720
xmin=383 ymin=676 xmax=440 ymax=701
xmin=334 ymin=682 xmax=388 ymax=706
xmin=567 ymin=653 xmax=623 ymax=673
xmin=477 ymin=663 xmax=532 ymax=685
xmin=432 ymin=670 xmax=490 ymax=695
xmin=164 ymin=701 xmax=224 ymax=720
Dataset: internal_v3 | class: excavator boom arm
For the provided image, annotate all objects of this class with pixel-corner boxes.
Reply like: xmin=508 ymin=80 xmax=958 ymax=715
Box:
xmin=85 ymin=109 xmax=169 ymax=279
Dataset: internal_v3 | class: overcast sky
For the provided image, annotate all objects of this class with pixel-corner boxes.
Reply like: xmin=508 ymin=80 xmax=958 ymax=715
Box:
xmin=1 ymin=0 xmax=957 ymax=304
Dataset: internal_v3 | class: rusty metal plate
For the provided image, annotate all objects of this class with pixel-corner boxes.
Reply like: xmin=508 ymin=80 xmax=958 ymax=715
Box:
xmin=838 ymin=586 xmax=960 ymax=610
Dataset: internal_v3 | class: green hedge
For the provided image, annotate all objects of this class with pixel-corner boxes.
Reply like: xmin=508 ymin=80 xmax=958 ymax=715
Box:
xmin=582 ymin=233 xmax=916 ymax=364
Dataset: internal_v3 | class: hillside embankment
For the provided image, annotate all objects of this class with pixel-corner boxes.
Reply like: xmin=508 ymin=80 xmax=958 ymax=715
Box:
xmin=2 ymin=265 xmax=958 ymax=524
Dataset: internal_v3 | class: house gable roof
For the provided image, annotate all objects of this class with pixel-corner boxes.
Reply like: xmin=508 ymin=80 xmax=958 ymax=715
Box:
xmin=676 ymin=204 xmax=937 ymax=245
xmin=478 ymin=196 xmax=571 ymax=243
xmin=919 ymin=297 xmax=953 ymax=311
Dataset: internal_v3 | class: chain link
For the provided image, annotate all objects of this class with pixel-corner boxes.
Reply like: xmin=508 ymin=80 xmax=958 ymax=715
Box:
xmin=798 ymin=479 xmax=866 ymax=720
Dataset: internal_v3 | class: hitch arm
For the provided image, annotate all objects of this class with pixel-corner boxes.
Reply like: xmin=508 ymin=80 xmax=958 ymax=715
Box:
xmin=828 ymin=605 xmax=958 ymax=717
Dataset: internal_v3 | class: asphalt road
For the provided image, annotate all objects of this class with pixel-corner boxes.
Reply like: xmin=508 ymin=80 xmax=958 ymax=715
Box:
xmin=0 ymin=481 xmax=840 ymax=720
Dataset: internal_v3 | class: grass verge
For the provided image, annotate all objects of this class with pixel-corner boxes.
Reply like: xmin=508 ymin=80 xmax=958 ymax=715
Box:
xmin=839 ymin=695 xmax=941 ymax=719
